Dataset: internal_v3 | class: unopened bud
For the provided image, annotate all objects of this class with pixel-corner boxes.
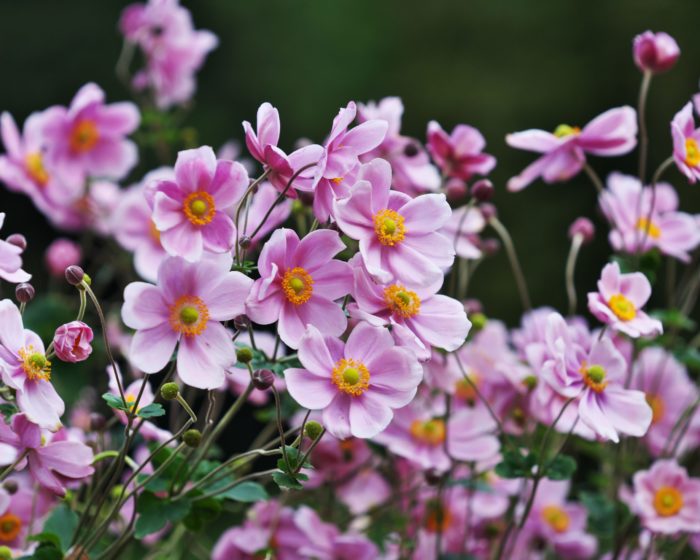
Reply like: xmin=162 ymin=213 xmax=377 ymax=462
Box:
xmin=15 ymin=282 xmax=35 ymax=303
xmin=568 ymin=217 xmax=595 ymax=244
xmin=470 ymin=312 xmax=488 ymax=331
xmin=479 ymin=203 xmax=497 ymax=222
xmin=65 ymin=265 xmax=86 ymax=286
xmin=238 ymin=235 xmax=252 ymax=249
xmin=2 ymin=480 xmax=18 ymax=495
xmin=252 ymin=368 xmax=275 ymax=391
xmin=89 ymin=412 xmax=106 ymax=432
xmin=160 ymin=382 xmax=180 ymax=401
xmin=0 ymin=546 xmax=12 ymax=560
xmin=6 ymin=233 xmax=27 ymax=251
xmin=304 ymin=420 xmax=323 ymax=440
xmin=233 ymin=315 xmax=249 ymax=331
xmin=481 ymin=238 xmax=501 ymax=256
xmin=445 ymin=178 xmax=468 ymax=201
xmin=236 ymin=347 xmax=254 ymax=364
xmin=471 ymin=179 xmax=494 ymax=202
xmin=183 ymin=429 xmax=202 ymax=448
xmin=463 ymin=299 xmax=483 ymax=315
xmin=403 ymin=142 xmax=420 ymax=157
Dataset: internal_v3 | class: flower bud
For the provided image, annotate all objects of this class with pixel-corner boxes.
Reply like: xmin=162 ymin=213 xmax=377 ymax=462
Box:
xmin=2 ymin=480 xmax=18 ymax=495
xmin=403 ymin=141 xmax=420 ymax=157
xmin=304 ymin=420 xmax=323 ymax=440
xmin=233 ymin=315 xmax=249 ymax=331
xmin=470 ymin=312 xmax=488 ymax=331
xmin=161 ymin=382 xmax=180 ymax=400
xmin=479 ymin=203 xmax=497 ymax=222
xmin=238 ymin=235 xmax=252 ymax=249
xmin=15 ymin=282 xmax=35 ymax=303
xmin=65 ymin=265 xmax=86 ymax=286
xmin=568 ymin=217 xmax=595 ymax=244
xmin=463 ymin=299 xmax=483 ymax=315
xmin=46 ymin=238 xmax=82 ymax=277
xmin=53 ymin=321 xmax=94 ymax=363
xmin=633 ymin=31 xmax=680 ymax=74
xmin=236 ymin=347 xmax=254 ymax=364
xmin=5 ymin=233 xmax=27 ymax=251
xmin=252 ymin=368 xmax=275 ymax=391
xmin=183 ymin=429 xmax=202 ymax=448
xmin=90 ymin=412 xmax=106 ymax=432
xmin=0 ymin=546 xmax=12 ymax=560
xmin=471 ymin=179 xmax=494 ymax=202
xmin=445 ymin=178 xmax=468 ymax=201
xmin=481 ymin=238 xmax=501 ymax=256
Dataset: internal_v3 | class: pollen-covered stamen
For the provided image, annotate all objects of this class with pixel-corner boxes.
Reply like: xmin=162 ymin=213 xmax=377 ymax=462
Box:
xmin=18 ymin=346 xmax=51 ymax=382
xmin=553 ymin=124 xmax=581 ymax=138
xmin=653 ymin=486 xmax=684 ymax=517
xmin=409 ymin=418 xmax=446 ymax=446
xmin=541 ymin=505 xmax=570 ymax=533
xmin=424 ymin=500 xmax=452 ymax=533
xmin=281 ymin=267 xmax=314 ymax=305
xmin=183 ymin=191 xmax=216 ymax=226
xmin=331 ymin=358 xmax=370 ymax=397
xmin=169 ymin=295 xmax=209 ymax=337
xmin=384 ymin=284 xmax=421 ymax=318
xmin=636 ymin=217 xmax=661 ymax=240
xmin=685 ymin=138 xmax=700 ymax=167
xmin=580 ymin=362 xmax=608 ymax=393
xmin=69 ymin=119 xmax=100 ymax=153
xmin=0 ymin=512 xmax=22 ymax=542
xmin=646 ymin=393 xmax=665 ymax=424
xmin=24 ymin=152 xmax=49 ymax=186
xmin=373 ymin=209 xmax=406 ymax=246
xmin=608 ymin=293 xmax=636 ymax=321
xmin=148 ymin=220 xmax=161 ymax=243
xmin=330 ymin=177 xmax=344 ymax=186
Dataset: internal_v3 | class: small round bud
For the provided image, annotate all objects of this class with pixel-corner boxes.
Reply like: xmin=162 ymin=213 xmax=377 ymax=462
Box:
xmin=445 ymin=178 xmax=468 ymax=201
xmin=111 ymin=485 xmax=124 ymax=500
xmin=233 ymin=315 xmax=250 ymax=331
xmin=471 ymin=179 xmax=494 ymax=202
xmin=252 ymin=368 xmax=275 ymax=391
xmin=304 ymin=420 xmax=323 ymax=440
xmin=479 ymin=203 xmax=497 ymax=222
xmin=6 ymin=233 xmax=27 ymax=251
xmin=15 ymin=282 xmax=35 ymax=303
xmin=89 ymin=412 xmax=106 ymax=432
xmin=2 ymin=480 xmax=18 ymax=495
xmin=568 ymin=217 xmax=595 ymax=244
xmin=0 ymin=545 xmax=12 ymax=560
xmin=463 ymin=299 xmax=483 ymax=315
xmin=424 ymin=469 xmax=442 ymax=486
xmin=65 ymin=265 xmax=86 ymax=286
xmin=481 ymin=238 xmax=501 ymax=256
xmin=183 ymin=429 xmax=202 ymax=448
xmin=161 ymin=382 xmax=180 ymax=401
xmin=470 ymin=312 xmax=488 ymax=331
xmin=236 ymin=347 xmax=254 ymax=364
xmin=403 ymin=142 xmax=420 ymax=157
xmin=238 ymin=235 xmax=252 ymax=250
xmin=46 ymin=238 xmax=82 ymax=277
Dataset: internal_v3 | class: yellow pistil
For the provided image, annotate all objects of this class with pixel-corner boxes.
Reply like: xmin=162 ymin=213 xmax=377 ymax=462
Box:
xmin=0 ymin=512 xmax=21 ymax=542
xmin=685 ymin=138 xmax=700 ymax=167
xmin=454 ymin=373 xmax=479 ymax=403
xmin=169 ymin=295 xmax=209 ymax=337
xmin=541 ymin=505 xmax=570 ymax=533
xmin=553 ymin=124 xmax=581 ymax=138
xmin=183 ymin=191 xmax=216 ymax=226
xmin=18 ymin=346 xmax=51 ymax=382
xmin=281 ymin=267 xmax=314 ymax=305
xmin=24 ymin=152 xmax=49 ymax=186
xmin=424 ymin=500 xmax=452 ymax=533
xmin=373 ymin=209 xmax=406 ymax=246
xmin=636 ymin=217 xmax=661 ymax=240
xmin=69 ymin=119 xmax=100 ymax=153
xmin=653 ymin=486 xmax=683 ymax=517
xmin=331 ymin=358 xmax=370 ymax=397
xmin=608 ymin=293 xmax=636 ymax=322
xmin=646 ymin=394 xmax=665 ymax=424
xmin=580 ymin=362 xmax=608 ymax=393
xmin=384 ymin=284 xmax=421 ymax=318
xmin=409 ymin=418 xmax=446 ymax=446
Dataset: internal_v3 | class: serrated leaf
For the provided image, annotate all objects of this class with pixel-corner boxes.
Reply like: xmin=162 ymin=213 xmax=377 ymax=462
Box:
xmin=137 ymin=403 xmax=165 ymax=419
xmin=545 ymin=454 xmax=577 ymax=480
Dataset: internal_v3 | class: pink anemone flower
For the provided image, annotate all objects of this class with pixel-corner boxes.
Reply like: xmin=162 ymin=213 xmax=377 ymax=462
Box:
xmin=671 ymin=102 xmax=700 ymax=183
xmin=0 ymin=214 xmax=31 ymax=284
xmin=426 ymin=121 xmax=496 ymax=180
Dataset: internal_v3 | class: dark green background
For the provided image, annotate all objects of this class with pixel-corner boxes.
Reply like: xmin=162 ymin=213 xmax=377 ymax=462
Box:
xmin=1 ymin=0 xmax=699 ymax=323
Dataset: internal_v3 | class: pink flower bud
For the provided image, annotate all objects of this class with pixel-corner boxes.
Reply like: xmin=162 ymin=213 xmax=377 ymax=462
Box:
xmin=445 ymin=178 xmax=468 ymax=201
xmin=568 ymin=217 xmax=595 ymax=244
xmin=479 ymin=203 xmax=497 ymax=221
xmin=45 ymin=238 xmax=82 ymax=277
xmin=471 ymin=179 xmax=494 ymax=202
xmin=633 ymin=31 xmax=680 ymax=74
xmin=53 ymin=321 xmax=94 ymax=363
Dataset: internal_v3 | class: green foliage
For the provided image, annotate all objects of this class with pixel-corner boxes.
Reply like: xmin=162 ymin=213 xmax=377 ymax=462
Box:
xmin=102 ymin=392 xmax=129 ymax=412
xmin=135 ymin=492 xmax=191 ymax=538
xmin=137 ymin=403 xmax=166 ymax=419
xmin=580 ymin=491 xmax=617 ymax=539
xmin=494 ymin=449 xmax=537 ymax=479
xmin=220 ymin=481 xmax=269 ymax=502
xmin=33 ymin=503 xmax=79 ymax=552
xmin=183 ymin=497 xmax=223 ymax=532
xmin=612 ymin=250 xmax=661 ymax=284
xmin=650 ymin=309 xmax=696 ymax=332
xmin=0 ymin=403 xmax=17 ymax=422
xmin=545 ymin=454 xmax=577 ymax=480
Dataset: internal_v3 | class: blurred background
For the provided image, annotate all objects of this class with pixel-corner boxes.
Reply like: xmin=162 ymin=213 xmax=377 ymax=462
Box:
xmin=1 ymin=0 xmax=699 ymax=324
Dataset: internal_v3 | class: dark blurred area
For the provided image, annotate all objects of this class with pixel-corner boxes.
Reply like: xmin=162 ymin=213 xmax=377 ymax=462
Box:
xmin=1 ymin=0 xmax=699 ymax=324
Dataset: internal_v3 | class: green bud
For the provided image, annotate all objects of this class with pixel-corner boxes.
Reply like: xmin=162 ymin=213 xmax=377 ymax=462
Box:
xmin=236 ymin=347 xmax=254 ymax=364
xmin=470 ymin=312 xmax=487 ymax=331
xmin=304 ymin=420 xmax=323 ymax=440
xmin=160 ymin=382 xmax=180 ymax=401
xmin=183 ymin=429 xmax=202 ymax=448
xmin=111 ymin=484 xmax=124 ymax=500
xmin=0 ymin=546 xmax=12 ymax=560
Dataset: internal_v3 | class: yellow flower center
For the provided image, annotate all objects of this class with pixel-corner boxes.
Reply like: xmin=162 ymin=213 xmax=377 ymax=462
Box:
xmin=331 ymin=358 xmax=370 ymax=397
xmin=645 ymin=394 xmax=664 ymax=424
xmin=0 ymin=513 xmax=21 ymax=542
xmin=636 ymin=217 xmax=661 ymax=240
xmin=384 ymin=284 xmax=421 ymax=318
xmin=169 ymin=295 xmax=209 ymax=337
xmin=409 ymin=418 xmax=446 ymax=446
xmin=24 ymin=151 xmax=49 ymax=186
xmin=580 ymin=362 xmax=608 ymax=393
xmin=69 ymin=119 xmax=100 ymax=153
xmin=281 ymin=267 xmax=314 ymax=305
xmin=541 ymin=505 xmax=570 ymax=533
xmin=183 ymin=191 xmax=216 ymax=226
xmin=330 ymin=177 xmax=344 ymax=186
xmin=553 ymin=124 xmax=581 ymax=138
xmin=373 ymin=209 xmax=406 ymax=246
xmin=685 ymin=138 xmax=700 ymax=167
xmin=608 ymin=293 xmax=636 ymax=322
xmin=424 ymin=500 xmax=452 ymax=533
xmin=148 ymin=220 xmax=161 ymax=243
xmin=18 ymin=346 xmax=51 ymax=382
xmin=455 ymin=373 xmax=479 ymax=403
xmin=653 ymin=486 xmax=684 ymax=517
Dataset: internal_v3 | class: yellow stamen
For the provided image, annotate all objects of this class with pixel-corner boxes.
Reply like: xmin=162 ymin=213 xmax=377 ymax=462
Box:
xmin=148 ymin=220 xmax=161 ymax=243
xmin=424 ymin=500 xmax=452 ymax=533
xmin=384 ymin=284 xmax=421 ymax=318
xmin=373 ymin=209 xmax=406 ymax=246
xmin=69 ymin=119 xmax=100 ymax=153
xmin=409 ymin=419 xmax=446 ymax=446
xmin=455 ymin=374 xmax=479 ymax=403
xmin=18 ymin=346 xmax=51 ymax=382
xmin=24 ymin=152 xmax=49 ymax=186
xmin=0 ymin=512 xmax=21 ymax=542
xmin=608 ymin=293 xmax=636 ymax=322
xmin=553 ymin=124 xmax=581 ymax=138
xmin=646 ymin=394 xmax=665 ymax=424
xmin=685 ymin=138 xmax=700 ymax=167
xmin=331 ymin=358 xmax=370 ymax=397
xmin=330 ymin=177 xmax=344 ymax=185
xmin=541 ymin=505 xmax=570 ymax=533
xmin=183 ymin=191 xmax=216 ymax=226
xmin=636 ymin=217 xmax=661 ymax=240
xmin=169 ymin=295 xmax=209 ymax=337
xmin=281 ymin=267 xmax=314 ymax=305
xmin=580 ymin=362 xmax=608 ymax=393
xmin=653 ymin=486 xmax=683 ymax=517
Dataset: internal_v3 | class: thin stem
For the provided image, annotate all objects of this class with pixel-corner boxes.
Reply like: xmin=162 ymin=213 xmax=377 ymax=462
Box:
xmin=234 ymin=169 xmax=271 ymax=263
xmin=0 ymin=450 xmax=28 ymax=483
xmin=637 ymin=70 xmax=653 ymax=183
xmin=565 ymin=234 xmax=584 ymax=316
xmin=583 ymin=163 xmax=605 ymax=194
xmin=489 ymin=216 xmax=531 ymax=310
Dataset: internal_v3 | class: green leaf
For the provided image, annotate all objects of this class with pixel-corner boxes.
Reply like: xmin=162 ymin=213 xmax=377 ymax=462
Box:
xmin=221 ymin=481 xmax=269 ymax=502
xmin=272 ymin=470 xmax=304 ymax=490
xmin=675 ymin=348 xmax=700 ymax=371
xmin=134 ymin=492 xmax=191 ymax=538
xmin=494 ymin=449 xmax=537 ymax=479
xmin=102 ymin=392 xmax=129 ymax=412
xmin=183 ymin=497 xmax=223 ymax=532
xmin=41 ymin=503 xmax=78 ymax=552
xmin=580 ymin=491 xmax=617 ymax=538
xmin=545 ymin=454 xmax=577 ymax=480
xmin=137 ymin=403 xmax=166 ymax=419
xmin=20 ymin=545 xmax=63 ymax=560
xmin=27 ymin=532 xmax=62 ymax=550
xmin=0 ymin=403 xmax=18 ymax=422
xmin=650 ymin=309 xmax=696 ymax=332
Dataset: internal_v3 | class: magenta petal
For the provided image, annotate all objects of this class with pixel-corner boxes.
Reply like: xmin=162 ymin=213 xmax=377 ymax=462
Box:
xmin=122 ymin=282 xmax=168 ymax=330
xmin=160 ymin=221 xmax=203 ymax=262
xmin=345 ymin=322 xmax=393 ymax=365
xmin=174 ymin=146 xmax=217 ymax=193
xmin=295 ymin=297 xmax=348 ymax=341
xmin=400 ymin=193 xmax=451 ymax=233
xmin=130 ymin=322 xmax=178 ymax=374
xmin=201 ymin=212 xmax=236 ymax=254
xmin=349 ymin=393 xmax=393 ymax=438
xmin=205 ymin=271 xmax=252 ymax=321
xmin=294 ymin=229 xmax=345 ymax=271
xmin=284 ymin=367 xmax=336 ymax=409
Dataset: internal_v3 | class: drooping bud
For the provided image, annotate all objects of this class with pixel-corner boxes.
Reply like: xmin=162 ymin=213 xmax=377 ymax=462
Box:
xmin=160 ymin=382 xmax=180 ymax=401
xmin=479 ymin=203 xmax=497 ymax=222
xmin=183 ymin=429 xmax=202 ymax=448
xmin=89 ymin=412 xmax=106 ymax=432
xmin=233 ymin=315 xmax=250 ymax=331
xmin=238 ymin=235 xmax=252 ymax=249
xmin=2 ymin=480 xmax=18 ymax=495
xmin=445 ymin=178 xmax=468 ymax=201
xmin=304 ymin=420 xmax=323 ymax=440
xmin=252 ymin=368 xmax=275 ymax=391
xmin=471 ymin=179 xmax=494 ymax=202
xmin=568 ymin=217 xmax=595 ymax=244
xmin=65 ymin=265 xmax=86 ymax=286
xmin=481 ymin=238 xmax=501 ymax=256
xmin=46 ymin=238 xmax=82 ymax=277
xmin=470 ymin=312 xmax=488 ymax=331
xmin=15 ymin=282 xmax=35 ymax=303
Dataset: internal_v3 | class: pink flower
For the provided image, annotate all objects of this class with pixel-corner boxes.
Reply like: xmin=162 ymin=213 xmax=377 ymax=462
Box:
xmin=121 ymin=255 xmax=252 ymax=389
xmin=147 ymin=146 xmax=248 ymax=262
xmin=42 ymin=83 xmax=140 ymax=181
xmin=227 ymin=331 xmax=286 ymax=406
xmin=0 ymin=300 xmax=64 ymax=430
xmin=348 ymin=255 xmax=470 ymax=360
xmin=333 ymin=158 xmax=455 ymax=291
xmin=0 ymin=481 xmax=52 ymax=550
xmin=506 ymin=106 xmax=637 ymax=192
xmin=239 ymin=181 xmax=292 ymax=247
xmin=245 ymin=228 xmax=352 ymax=349
xmin=633 ymin=31 xmax=680 ymax=74
xmin=439 ymin=205 xmax=486 ymax=260
xmin=587 ymin=262 xmax=662 ymax=338
xmin=632 ymin=459 xmax=700 ymax=533
xmin=600 ymin=173 xmax=700 ymax=262
xmin=0 ymin=214 xmax=31 ymax=284
xmin=243 ymin=102 xmax=281 ymax=165
xmin=52 ymin=321 xmax=93 ymax=363
xmin=284 ymin=322 xmax=423 ymax=439
xmin=671 ymin=102 xmax=700 ymax=183
xmin=427 ymin=121 xmax=496 ymax=180
xmin=0 ymin=414 xmax=93 ymax=496
xmin=44 ymin=238 xmax=81 ymax=277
